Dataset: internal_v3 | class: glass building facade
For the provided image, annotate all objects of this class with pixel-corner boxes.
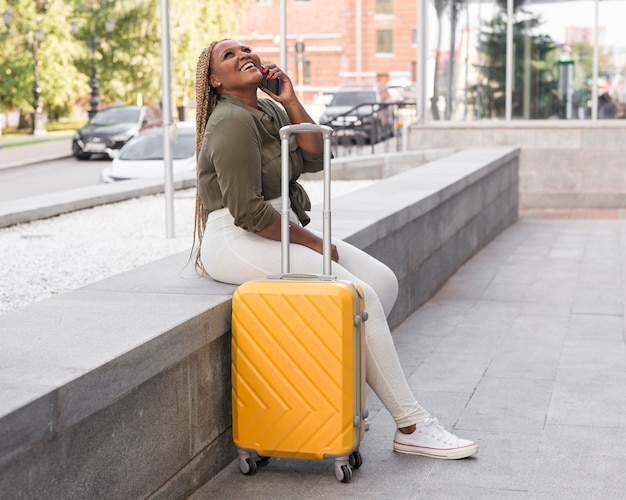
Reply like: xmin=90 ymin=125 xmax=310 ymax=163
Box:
xmin=422 ymin=0 xmax=626 ymax=121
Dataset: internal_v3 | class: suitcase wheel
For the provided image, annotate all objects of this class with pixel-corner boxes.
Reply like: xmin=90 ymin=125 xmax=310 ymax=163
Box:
xmin=349 ymin=451 xmax=363 ymax=469
xmin=335 ymin=464 xmax=353 ymax=483
xmin=238 ymin=455 xmax=258 ymax=476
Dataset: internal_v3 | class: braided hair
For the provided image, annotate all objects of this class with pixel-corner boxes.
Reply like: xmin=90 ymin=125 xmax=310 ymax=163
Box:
xmin=190 ymin=40 xmax=227 ymax=275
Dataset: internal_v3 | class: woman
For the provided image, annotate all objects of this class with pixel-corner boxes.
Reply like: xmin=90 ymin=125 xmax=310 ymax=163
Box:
xmin=191 ymin=39 xmax=477 ymax=460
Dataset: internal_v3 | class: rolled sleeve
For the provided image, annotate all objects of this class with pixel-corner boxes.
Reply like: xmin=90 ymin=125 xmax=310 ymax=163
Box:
xmin=207 ymin=116 xmax=277 ymax=232
xmin=300 ymin=150 xmax=324 ymax=174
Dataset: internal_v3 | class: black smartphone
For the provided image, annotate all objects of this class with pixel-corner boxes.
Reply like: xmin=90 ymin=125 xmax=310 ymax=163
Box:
xmin=259 ymin=67 xmax=282 ymax=95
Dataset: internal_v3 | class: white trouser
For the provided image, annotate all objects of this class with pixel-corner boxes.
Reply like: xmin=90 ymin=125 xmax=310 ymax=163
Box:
xmin=202 ymin=202 xmax=429 ymax=428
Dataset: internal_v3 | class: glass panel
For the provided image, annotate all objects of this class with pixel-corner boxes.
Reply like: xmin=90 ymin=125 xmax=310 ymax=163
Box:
xmin=426 ymin=0 xmax=496 ymax=120
xmin=91 ymin=107 xmax=141 ymax=125
xmin=120 ymin=130 xmax=195 ymax=160
xmin=596 ymin=0 xmax=624 ymax=119
xmin=377 ymin=0 xmax=394 ymax=15
xmin=377 ymin=29 xmax=393 ymax=53
xmin=520 ymin=0 xmax=596 ymax=120
xmin=427 ymin=0 xmax=626 ymax=121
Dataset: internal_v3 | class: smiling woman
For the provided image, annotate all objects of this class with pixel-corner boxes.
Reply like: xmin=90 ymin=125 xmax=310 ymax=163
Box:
xmin=191 ymin=39 xmax=478 ymax=474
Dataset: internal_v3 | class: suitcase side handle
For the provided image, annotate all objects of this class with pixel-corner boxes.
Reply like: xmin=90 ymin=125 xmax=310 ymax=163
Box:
xmin=279 ymin=124 xmax=334 ymax=275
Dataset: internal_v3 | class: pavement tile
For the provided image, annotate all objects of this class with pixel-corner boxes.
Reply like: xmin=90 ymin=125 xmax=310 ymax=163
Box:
xmin=459 ymin=376 xmax=554 ymax=433
xmin=422 ymin=430 xmax=541 ymax=493
xmin=528 ymin=424 xmax=626 ymax=499
xmin=548 ymin=373 xmax=626 ymax=428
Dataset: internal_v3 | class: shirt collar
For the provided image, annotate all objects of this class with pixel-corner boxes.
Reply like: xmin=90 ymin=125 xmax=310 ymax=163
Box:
xmin=219 ymin=94 xmax=267 ymax=121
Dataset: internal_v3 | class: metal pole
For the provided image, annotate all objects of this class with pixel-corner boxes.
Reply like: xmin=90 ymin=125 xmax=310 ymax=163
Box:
xmin=280 ymin=0 xmax=287 ymax=72
xmin=591 ymin=0 xmax=599 ymax=120
xmin=160 ymin=0 xmax=175 ymax=238
xmin=32 ymin=36 xmax=41 ymax=134
xmin=505 ymin=0 xmax=513 ymax=121
xmin=476 ymin=0 xmax=482 ymax=119
xmin=356 ymin=0 xmax=362 ymax=85
xmin=404 ymin=0 xmax=428 ymax=152
xmin=88 ymin=31 xmax=100 ymax=120
xmin=416 ymin=0 xmax=427 ymax=123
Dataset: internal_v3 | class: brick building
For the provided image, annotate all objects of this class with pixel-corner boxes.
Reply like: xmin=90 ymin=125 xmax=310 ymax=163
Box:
xmin=235 ymin=0 xmax=419 ymax=101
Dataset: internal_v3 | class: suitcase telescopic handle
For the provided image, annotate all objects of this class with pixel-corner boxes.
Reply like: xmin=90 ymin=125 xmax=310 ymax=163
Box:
xmin=279 ymin=124 xmax=334 ymax=275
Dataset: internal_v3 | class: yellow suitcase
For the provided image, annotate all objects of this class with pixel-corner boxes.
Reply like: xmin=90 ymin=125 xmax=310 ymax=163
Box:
xmin=231 ymin=124 xmax=368 ymax=483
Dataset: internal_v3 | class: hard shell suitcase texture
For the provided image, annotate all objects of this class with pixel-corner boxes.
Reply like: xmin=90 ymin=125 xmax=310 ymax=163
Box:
xmin=231 ymin=124 xmax=368 ymax=483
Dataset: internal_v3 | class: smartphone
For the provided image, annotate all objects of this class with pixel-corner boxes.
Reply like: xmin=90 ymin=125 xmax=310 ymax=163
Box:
xmin=259 ymin=67 xmax=282 ymax=95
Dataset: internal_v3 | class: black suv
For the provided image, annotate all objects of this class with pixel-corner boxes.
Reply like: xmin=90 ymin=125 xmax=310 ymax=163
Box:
xmin=72 ymin=105 xmax=162 ymax=160
xmin=319 ymin=86 xmax=395 ymax=145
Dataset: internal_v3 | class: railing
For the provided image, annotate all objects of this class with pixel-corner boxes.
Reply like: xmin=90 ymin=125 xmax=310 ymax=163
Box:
xmin=319 ymin=101 xmax=417 ymax=157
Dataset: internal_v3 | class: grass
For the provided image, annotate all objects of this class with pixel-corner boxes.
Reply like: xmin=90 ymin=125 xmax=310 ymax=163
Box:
xmin=1 ymin=121 xmax=86 ymax=147
xmin=0 ymin=137 xmax=73 ymax=148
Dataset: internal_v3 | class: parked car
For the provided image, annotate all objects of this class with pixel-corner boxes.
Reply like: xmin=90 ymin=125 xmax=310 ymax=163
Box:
xmin=319 ymin=86 xmax=395 ymax=144
xmin=72 ymin=105 xmax=162 ymax=160
xmin=100 ymin=126 xmax=195 ymax=183
xmin=386 ymin=79 xmax=417 ymax=104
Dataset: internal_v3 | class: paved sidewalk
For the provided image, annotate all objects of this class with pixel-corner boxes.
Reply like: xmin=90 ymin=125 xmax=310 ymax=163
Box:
xmin=192 ymin=215 xmax=626 ymax=499
xmin=0 ymin=134 xmax=72 ymax=170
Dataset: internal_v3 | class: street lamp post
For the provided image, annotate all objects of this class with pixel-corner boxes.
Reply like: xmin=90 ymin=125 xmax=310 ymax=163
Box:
xmin=72 ymin=18 xmax=115 ymax=120
xmin=27 ymin=28 xmax=46 ymax=135
xmin=3 ymin=9 xmax=12 ymax=31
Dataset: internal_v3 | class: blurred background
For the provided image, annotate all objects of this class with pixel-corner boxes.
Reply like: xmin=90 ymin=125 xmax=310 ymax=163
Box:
xmin=1 ymin=0 xmax=624 ymax=141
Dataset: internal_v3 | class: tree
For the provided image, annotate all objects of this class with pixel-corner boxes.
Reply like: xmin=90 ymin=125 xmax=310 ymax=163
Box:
xmin=0 ymin=0 xmax=246 ymax=127
xmin=471 ymin=7 xmax=559 ymax=119
xmin=0 ymin=0 xmax=85 ymax=121
xmin=71 ymin=0 xmax=246 ymax=108
xmin=444 ymin=0 xmax=466 ymax=120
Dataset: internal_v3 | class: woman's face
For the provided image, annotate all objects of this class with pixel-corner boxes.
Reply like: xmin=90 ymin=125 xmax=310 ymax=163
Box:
xmin=209 ymin=40 xmax=263 ymax=94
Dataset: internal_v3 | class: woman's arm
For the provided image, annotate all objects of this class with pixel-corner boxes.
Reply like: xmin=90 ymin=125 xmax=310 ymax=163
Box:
xmin=258 ymin=214 xmax=339 ymax=262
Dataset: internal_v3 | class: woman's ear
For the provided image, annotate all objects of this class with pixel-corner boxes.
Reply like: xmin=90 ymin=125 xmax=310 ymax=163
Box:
xmin=209 ymin=74 xmax=221 ymax=88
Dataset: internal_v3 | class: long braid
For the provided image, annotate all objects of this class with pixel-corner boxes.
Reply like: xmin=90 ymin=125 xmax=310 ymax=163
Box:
xmin=190 ymin=40 xmax=225 ymax=275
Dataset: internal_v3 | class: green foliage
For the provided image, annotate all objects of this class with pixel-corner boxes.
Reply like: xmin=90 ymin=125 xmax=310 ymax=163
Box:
xmin=1 ymin=0 xmax=86 ymax=117
xmin=0 ymin=0 xmax=246 ymax=124
xmin=472 ymin=10 xmax=560 ymax=119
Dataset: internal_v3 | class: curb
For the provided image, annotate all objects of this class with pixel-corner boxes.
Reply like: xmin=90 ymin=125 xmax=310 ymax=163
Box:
xmin=0 ymin=174 xmax=196 ymax=228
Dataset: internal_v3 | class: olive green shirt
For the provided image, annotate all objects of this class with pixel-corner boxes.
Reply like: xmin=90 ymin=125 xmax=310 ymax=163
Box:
xmin=197 ymin=94 xmax=324 ymax=232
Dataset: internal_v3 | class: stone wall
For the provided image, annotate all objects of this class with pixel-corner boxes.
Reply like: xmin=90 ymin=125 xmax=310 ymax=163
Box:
xmin=407 ymin=121 xmax=626 ymax=210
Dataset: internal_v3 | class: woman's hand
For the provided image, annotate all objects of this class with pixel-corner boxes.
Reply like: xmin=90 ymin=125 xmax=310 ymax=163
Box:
xmin=260 ymin=64 xmax=323 ymax=155
xmin=309 ymin=234 xmax=340 ymax=263
xmin=259 ymin=64 xmax=295 ymax=103
xmin=258 ymin=215 xmax=339 ymax=263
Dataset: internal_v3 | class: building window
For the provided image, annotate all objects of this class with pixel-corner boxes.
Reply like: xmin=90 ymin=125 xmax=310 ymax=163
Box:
xmin=411 ymin=29 xmax=417 ymax=45
xmin=377 ymin=30 xmax=393 ymax=54
xmin=376 ymin=0 xmax=393 ymax=15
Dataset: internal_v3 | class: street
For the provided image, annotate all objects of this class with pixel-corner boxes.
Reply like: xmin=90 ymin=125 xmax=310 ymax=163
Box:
xmin=0 ymin=156 xmax=107 ymax=201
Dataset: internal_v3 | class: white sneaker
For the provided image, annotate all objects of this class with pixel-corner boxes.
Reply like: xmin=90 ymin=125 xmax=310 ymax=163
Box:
xmin=393 ymin=417 xmax=478 ymax=459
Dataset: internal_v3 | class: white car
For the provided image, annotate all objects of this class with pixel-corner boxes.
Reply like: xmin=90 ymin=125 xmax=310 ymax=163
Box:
xmin=100 ymin=126 xmax=196 ymax=183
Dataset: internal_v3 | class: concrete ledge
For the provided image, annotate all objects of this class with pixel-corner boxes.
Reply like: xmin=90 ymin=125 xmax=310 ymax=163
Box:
xmin=407 ymin=121 xmax=626 ymax=209
xmin=0 ymin=146 xmax=519 ymax=498
xmin=0 ymin=175 xmax=197 ymax=228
